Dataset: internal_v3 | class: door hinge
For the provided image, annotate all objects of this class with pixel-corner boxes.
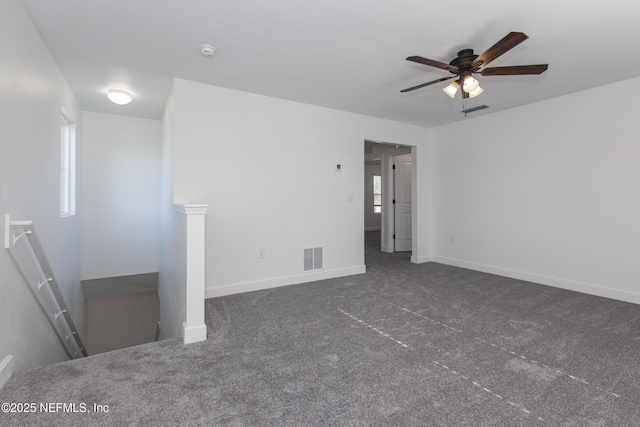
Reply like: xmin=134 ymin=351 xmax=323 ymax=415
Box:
xmin=392 ymin=199 xmax=395 ymax=204
xmin=392 ymin=165 xmax=396 ymax=169
xmin=393 ymin=234 xmax=396 ymax=239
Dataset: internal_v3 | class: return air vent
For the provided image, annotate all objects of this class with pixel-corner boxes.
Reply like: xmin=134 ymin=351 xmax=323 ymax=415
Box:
xmin=304 ymin=247 xmax=323 ymax=271
xmin=461 ymin=104 xmax=489 ymax=114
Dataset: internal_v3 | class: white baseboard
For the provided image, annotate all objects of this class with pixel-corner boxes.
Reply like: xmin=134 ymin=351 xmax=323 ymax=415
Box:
xmin=431 ymin=256 xmax=640 ymax=305
xmin=205 ymin=265 xmax=366 ymax=299
xmin=411 ymin=254 xmax=434 ymax=264
xmin=0 ymin=355 xmax=25 ymax=390
xmin=182 ymin=322 xmax=207 ymax=344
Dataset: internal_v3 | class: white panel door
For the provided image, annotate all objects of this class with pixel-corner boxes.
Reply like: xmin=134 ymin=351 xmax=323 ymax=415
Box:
xmin=394 ymin=154 xmax=412 ymax=252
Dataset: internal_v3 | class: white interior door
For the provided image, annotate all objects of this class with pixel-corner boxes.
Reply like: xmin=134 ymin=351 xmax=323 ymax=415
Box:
xmin=394 ymin=154 xmax=412 ymax=252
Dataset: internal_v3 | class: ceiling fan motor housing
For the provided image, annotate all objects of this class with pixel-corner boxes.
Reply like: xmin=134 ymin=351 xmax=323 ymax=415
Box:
xmin=449 ymin=49 xmax=480 ymax=73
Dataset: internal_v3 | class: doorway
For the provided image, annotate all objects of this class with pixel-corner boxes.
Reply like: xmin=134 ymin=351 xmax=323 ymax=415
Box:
xmin=363 ymin=141 xmax=414 ymax=261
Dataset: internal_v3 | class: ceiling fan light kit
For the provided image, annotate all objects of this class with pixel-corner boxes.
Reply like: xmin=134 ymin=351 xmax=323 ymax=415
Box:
xmin=443 ymin=81 xmax=460 ymax=98
xmin=468 ymin=85 xmax=483 ymax=98
xmin=402 ymin=31 xmax=548 ymax=105
xmin=462 ymin=73 xmax=479 ymax=92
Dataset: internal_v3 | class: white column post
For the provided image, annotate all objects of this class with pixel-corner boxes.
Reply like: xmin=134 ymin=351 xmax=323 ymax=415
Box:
xmin=174 ymin=204 xmax=208 ymax=344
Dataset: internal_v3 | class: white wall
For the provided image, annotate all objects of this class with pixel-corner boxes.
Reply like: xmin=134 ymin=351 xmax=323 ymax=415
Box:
xmin=158 ymin=87 xmax=182 ymax=339
xmin=0 ymin=0 xmax=84 ymax=382
xmin=431 ymin=77 xmax=640 ymax=304
xmin=81 ymin=112 xmax=161 ymax=280
xmin=364 ymin=162 xmax=382 ymax=231
xmin=170 ymin=79 xmax=430 ymax=298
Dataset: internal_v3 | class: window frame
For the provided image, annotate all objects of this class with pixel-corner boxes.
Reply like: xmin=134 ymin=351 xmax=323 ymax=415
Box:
xmin=373 ymin=174 xmax=382 ymax=214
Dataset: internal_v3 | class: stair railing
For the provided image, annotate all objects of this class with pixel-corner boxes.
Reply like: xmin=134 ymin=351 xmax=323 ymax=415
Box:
xmin=4 ymin=215 xmax=87 ymax=358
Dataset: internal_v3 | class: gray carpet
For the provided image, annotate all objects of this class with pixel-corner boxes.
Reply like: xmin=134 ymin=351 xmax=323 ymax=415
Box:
xmin=1 ymin=231 xmax=639 ymax=426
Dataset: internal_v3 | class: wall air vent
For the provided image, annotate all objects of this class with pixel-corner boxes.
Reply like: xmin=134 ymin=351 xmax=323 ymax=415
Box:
xmin=304 ymin=247 xmax=323 ymax=271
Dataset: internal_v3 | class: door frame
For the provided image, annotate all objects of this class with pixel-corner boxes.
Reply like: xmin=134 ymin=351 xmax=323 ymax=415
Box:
xmin=375 ymin=145 xmax=416 ymax=256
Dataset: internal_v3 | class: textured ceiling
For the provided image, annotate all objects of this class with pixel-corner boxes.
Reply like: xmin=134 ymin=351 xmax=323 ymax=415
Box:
xmin=21 ymin=0 xmax=640 ymax=128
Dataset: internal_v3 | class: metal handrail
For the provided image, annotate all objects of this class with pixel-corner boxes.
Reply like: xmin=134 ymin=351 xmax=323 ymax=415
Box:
xmin=4 ymin=215 xmax=87 ymax=358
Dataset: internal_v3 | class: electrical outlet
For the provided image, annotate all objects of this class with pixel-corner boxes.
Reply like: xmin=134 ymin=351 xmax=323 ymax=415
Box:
xmin=258 ymin=248 xmax=265 ymax=259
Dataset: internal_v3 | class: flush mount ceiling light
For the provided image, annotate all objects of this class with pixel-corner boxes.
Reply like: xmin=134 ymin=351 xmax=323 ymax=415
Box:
xmin=107 ymin=90 xmax=132 ymax=105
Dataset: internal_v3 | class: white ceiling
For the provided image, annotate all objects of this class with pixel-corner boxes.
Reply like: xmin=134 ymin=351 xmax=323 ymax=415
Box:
xmin=21 ymin=0 xmax=640 ymax=128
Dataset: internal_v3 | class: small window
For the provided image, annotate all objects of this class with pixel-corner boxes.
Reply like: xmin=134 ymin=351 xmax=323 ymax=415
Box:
xmin=373 ymin=174 xmax=381 ymax=214
xmin=60 ymin=111 xmax=76 ymax=217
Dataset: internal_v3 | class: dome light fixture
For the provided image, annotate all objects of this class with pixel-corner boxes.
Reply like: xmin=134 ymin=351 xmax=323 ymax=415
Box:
xmin=107 ymin=89 xmax=132 ymax=105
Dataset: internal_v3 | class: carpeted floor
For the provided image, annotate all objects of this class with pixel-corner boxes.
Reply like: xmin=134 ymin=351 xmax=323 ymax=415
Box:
xmin=1 ymin=231 xmax=639 ymax=426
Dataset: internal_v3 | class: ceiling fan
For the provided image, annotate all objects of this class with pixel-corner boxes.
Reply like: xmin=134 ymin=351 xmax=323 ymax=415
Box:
xmin=401 ymin=32 xmax=548 ymax=99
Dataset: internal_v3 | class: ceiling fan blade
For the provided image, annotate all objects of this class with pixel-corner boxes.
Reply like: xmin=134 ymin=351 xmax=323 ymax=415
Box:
xmin=401 ymin=76 xmax=456 ymax=93
xmin=481 ymin=64 xmax=548 ymax=76
xmin=472 ymin=32 xmax=529 ymax=68
xmin=406 ymin=56 xmax=460 ymax=73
